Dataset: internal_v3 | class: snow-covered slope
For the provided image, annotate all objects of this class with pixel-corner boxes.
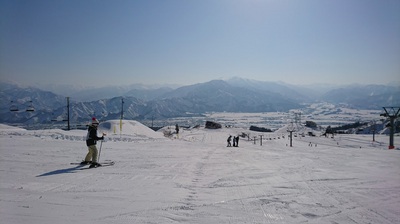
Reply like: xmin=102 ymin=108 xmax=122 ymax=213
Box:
xmin=0 ymin=122 xmax=399 ymax=224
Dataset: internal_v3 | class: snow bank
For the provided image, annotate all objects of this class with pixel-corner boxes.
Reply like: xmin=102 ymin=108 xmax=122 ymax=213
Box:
xmin=0 ymin=120 xmax=165 ymax=142
xmin=98 ymin=119 xmax=164 ymax=140
xmin=0 ymin=124 xmax=26 ymax=132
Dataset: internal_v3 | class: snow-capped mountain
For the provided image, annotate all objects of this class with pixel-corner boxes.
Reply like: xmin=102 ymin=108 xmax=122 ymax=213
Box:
xmin=1 ymin=79 xmax=398 ymax=127
xmin=0 ymin=82 xmax=66 ymax=123
xmin=321 ymin=84 xmax=400 ymax=109
xmin=226 ymin=77 xmax=315 ymax=102
xmin=158 ymin=80 xmax=300 ymax=112
xmin=41 ymin=83 xmax=179 ymax=102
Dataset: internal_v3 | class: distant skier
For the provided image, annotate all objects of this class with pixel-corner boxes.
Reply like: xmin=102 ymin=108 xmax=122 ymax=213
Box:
xmin=175 ymin=124 xmax=179 ymax=134
xmin=233 ymin=136 xmax=236 ymax=147
xmin=82 ymin=117 xmax=105 ymax=168
xmin=227 ymin=135 xmax=232 ymax=147
xmin=235 ymin=135 xmax=239 ymax=147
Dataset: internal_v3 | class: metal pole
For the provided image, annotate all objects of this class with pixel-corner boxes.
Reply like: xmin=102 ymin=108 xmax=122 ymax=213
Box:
xmin=98 ymin=140 xmax=103 ymax=163
xmin=389 ymin=116 xmax=395 ymax=149
xmin=121 ymin=98 xmax=124 ymax=120
xmin=67 ymin=97 xmax=70 ymax=130
xmin=371 ymin=121 xmax=376 ymax=142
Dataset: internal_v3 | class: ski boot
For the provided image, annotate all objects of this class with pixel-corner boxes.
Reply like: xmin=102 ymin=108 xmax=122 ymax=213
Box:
xmin=89 ymin=162 xmax=102 ymax=168
xmin=80 ymin=161 xmax=91 ymax=165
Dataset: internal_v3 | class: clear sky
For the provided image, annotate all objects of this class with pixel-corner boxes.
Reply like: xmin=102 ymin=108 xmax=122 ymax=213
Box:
xmin=1 ymin=0 xmax=399 ymax=87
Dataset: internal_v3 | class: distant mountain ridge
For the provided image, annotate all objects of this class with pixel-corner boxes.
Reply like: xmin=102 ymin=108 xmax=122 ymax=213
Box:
xmin=41 ymin=83 xmax=180 ymax=101
xmin=321 ymin=84 xmax=400 ymax=109
xmin=149 ymin=80 xmax=300 ymax=116
xmin=0 ymin=82 xmax=66 ymax=123
xmin=1 ymin=79 xmax=399 ymax=125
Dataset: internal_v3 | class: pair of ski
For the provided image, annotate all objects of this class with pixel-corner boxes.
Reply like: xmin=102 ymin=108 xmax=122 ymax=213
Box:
xmin=70 ymin=161 xmax=115 ymax=169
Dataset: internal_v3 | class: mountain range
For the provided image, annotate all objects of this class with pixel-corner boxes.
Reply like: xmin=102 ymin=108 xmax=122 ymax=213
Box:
xmin=1 ymin=78 xmax=399 ymax=126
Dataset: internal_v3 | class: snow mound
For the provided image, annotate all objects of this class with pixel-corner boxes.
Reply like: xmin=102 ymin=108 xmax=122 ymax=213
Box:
xmin=0 ymin=124 xmax=26 ymax=131
xmin=98 ymin=120 xmax=164 ymax=139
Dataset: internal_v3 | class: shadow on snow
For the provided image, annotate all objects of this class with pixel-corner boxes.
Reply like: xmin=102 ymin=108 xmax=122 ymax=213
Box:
xmin=36 ymin=165 xmax=84 ymax=177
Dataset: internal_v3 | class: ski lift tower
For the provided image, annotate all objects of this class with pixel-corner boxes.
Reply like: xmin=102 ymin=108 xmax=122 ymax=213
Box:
xmin=294 ymin=111 xmax=302 ymax=130
xmin=287 ymin=122 xmax=296 ymax=147
xmin=380 ymin=107 xmax=400 ymax=149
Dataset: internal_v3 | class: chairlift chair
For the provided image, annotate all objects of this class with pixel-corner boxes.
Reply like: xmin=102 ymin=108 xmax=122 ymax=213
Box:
xmin=26 ymin=101 xmax=35 ymax=112
xmin=9 ymin=101 xmax=19 ymax=112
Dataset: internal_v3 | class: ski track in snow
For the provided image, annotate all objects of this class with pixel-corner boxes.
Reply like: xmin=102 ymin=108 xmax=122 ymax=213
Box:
xmin=0 ymin=123 xmax=399 ymax=224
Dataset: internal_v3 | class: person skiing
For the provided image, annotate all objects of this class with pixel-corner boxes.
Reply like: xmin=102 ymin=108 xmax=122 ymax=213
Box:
xmin=82 ymin=117 xmax=105 ymax=168
xmin=235 ymin=135 xmax=239 ymax=147
xmin=227 ymin=135 xmax=232 ymax=147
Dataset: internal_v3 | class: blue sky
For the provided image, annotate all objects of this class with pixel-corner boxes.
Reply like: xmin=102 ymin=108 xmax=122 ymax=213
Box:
xmin=1 ymin=0 xmax=399 ymax=87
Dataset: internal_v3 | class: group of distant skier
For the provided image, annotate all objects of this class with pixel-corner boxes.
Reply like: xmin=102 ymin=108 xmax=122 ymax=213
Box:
xmin=227 ymin=135 xmax=240 ymax=147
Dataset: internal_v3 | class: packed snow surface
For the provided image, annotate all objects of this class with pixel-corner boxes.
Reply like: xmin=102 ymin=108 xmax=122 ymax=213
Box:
xmin=0 ymin=121 xmax=399 ymax=224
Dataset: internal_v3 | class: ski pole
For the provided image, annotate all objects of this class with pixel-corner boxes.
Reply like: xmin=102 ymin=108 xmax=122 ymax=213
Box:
xmin=98 ymin=140 xmax=103 ymax=163
xmin=98 ymin=133 xmax=106 ymax=163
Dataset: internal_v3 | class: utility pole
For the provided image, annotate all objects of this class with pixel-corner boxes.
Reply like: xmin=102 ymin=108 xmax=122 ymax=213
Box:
xmin=121 ymin=98 xmax=124 ymax=120
xmin=380 ymin=107 xmax=400 ymax=149
xmin=50 ymin=97 xmax=70 ymax=130
xmin=66 ymin=97 xmax=70 ymax=130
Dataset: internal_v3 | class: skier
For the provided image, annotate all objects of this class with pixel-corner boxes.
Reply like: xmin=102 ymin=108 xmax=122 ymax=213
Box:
xmin=175 ymin=124 xmax=179 ymax=134
xmin=82 ymin=117 xmax=105 ymax=168
xmin=227 ymin=135 xmax=232 ymax=147
xmin=235 ymin=135 xmax=239 ymax=147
